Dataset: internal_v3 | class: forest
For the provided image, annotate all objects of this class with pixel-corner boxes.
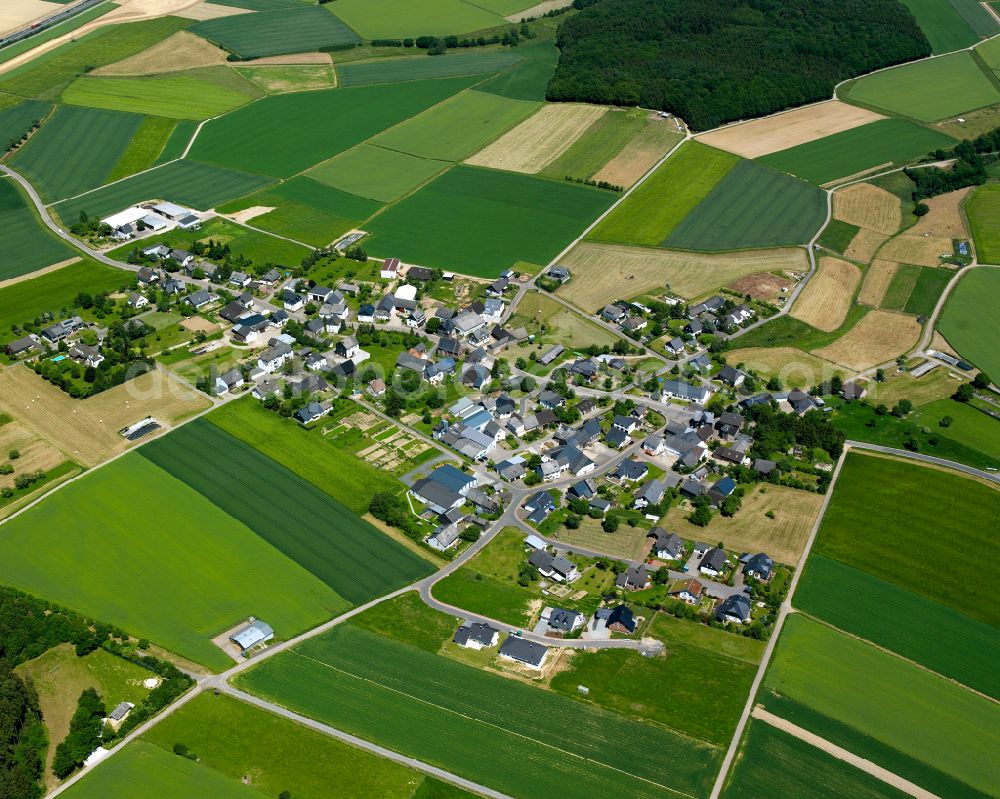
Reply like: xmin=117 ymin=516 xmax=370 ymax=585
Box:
xmin=546 ymin=0 xmax=931 ymax=130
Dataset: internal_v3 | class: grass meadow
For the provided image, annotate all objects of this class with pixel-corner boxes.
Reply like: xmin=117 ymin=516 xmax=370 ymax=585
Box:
xmin=0 ymin=99 xmax=50 ymax=152
xmin=190 ymin=6 xmax=361 ymax=59
xmin=0 ymin=178 xmax=76 ymax=280
xmin=371 ymin=90 xmax=540 ymax=162
xmin=11 ymin=105 xmax=142 ymax=201
xmin=144 ymin=693 xmax=470 ymax=799
xmin=814 ymin=452 xmax=1000 ymax=626
xmin=188 ymin=76 xmax=477 ymax=177
xmin=588 ymin=141 xmax=738 ymax=246
xmin=765 ymin=614 xmax=1000 ymax=797
xmin=796 ymin=555 xmax=1000 ymax=698
xmin=366 ymin=165 xmax=614 ymax=276
xmin=903 ymin=265 xmax=952 ymax=316
xmin=541 ymin=107 xmax=644 ymax=180
xmin=0 ymin=259 xmax=127 ymax=340
xmin=324 ymin=0 xmax=505 ymax=39
xmin=336 ymin=51 xmax=522 ymax=87
xmin=966 ymin=183 xmax=1000 ymax=262
xmin=106 ymin=116 xmax=177 ymax=182
xmin=842 ymin=51 xmax=1000 ymax=122
xmin=901 ymin=0 xmax=997 ymax=52
xmin=0 ymin=454 xmax=346 ymax=670
xmin=53 ymin=159 xmax=274 ymax=222
xmin=155 ymin=119 xmax=197 ymax=163
xmin=664 ymin=160 xmax=827 ymax=250
xmin=307 ymin=143 xmax=448 ymax=203
xmin=759 ymin=118 xmax=955 ymax=185
xmin=723 ymin=719 xmax=911 ymax=799
xmin=141 ymin=421 xmax=433 ymax=605
xmin=938 ymin=266 xmax=1000 ymax=378
xmin=475 ymin=40 xmax=558 ymax=102
xmin=238 ymin=625 xmax=720 ymax=799
xmin=0 ymin=2 xmax=118 ymax=67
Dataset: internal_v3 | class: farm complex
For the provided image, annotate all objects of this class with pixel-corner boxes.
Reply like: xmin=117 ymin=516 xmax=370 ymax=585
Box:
xmin=0 ymin=1 xmax=996 ymax=798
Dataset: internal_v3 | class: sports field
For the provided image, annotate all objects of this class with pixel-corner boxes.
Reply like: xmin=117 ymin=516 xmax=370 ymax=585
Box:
xmin=52 ymin=159 xmax=274 ymax=223
xmin=190 ymin=6 xmax=361 ymax=59
xmin=325 ymin=0 xmax=506 ymax=38
xmin=337 ymin=51 xmax=522 ymax=87
xmin=722 ymin=719 xmax=911 ymax=799
xmin=62 ymin=71 xmax=260 ymax=120
xmin=0 ymin=454 xmax=346 ymax=670
xmin=796 ymin=555 xmax=1000 ymax=699
xmin=188 ymin=76 xmax=477 ymax=177
xmin=141 ymin=421 xmax=432 ymax=605
xmin=937 ymin=266 xmax=1000 ymax=377
xmin=588 ymin=141 xmax=738 ymax=247
xmin=842 ymin=51 xmax=1000 ymax=122
xmin=106 ymin=116 xmax=177 ymax=182
xmin=557 ymin=242 xmax=807 ymax=309
xmin=814 ymin=452 xmax=1000 ymax=627
xmin=144 ymin=693 xmax=473 ymax=799
xmin=665 ymin=160 xmax=827 ymax=250
xmin=238 ymin=625 xmax=720 ymax=799
xmin=373 ymin=90 xmax=539 ymax=162
xmin=365 ymin=165 xmax=615 ymax=276
xmin=759 ymin=119 xmax=955 ymax=185
xmin=765 ymin=614 xmax=1000 ymax=797
xmin=0 ymin=177 xmax=76 ymax=280
xmin=11 ymin=104 xmax=142 ymax=201
xmin=307 ymin=143 xmax=447 ymax=203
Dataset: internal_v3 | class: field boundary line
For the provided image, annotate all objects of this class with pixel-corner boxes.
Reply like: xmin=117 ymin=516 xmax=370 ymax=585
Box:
xmin=288 ymin=649 xmax=700 ymax=799
xmin=750 ymin=707 xmax=943 ymax=799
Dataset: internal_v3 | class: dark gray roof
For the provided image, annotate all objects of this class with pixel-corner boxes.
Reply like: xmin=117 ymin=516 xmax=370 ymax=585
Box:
xmin=453 ymin=622 xmax=498 ymax=647
xmin=499 ymin=636 xmax=548 ymax=666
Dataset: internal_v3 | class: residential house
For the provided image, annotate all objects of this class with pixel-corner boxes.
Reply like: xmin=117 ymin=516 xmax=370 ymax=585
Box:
xmin=668 ymin=578 xmax=703 ymax=605
xmin=604 ymin=427 xmax=629 ymax=449
xmin=651 ymin=529 xmax=685 ymax=560
xmin=716 ymin=411 xmax=744 ymax=438
xmin=569 ymin=478 xmax=597 ymax=500
xmin=633 ymin=479 xmax=666 ymax=509
xmin=843 ymin=382 xmax=868 ymax=401
xmin=612 ymin=459 xmax=648 ymax=484
xmin=437 ymin=337 xmax=461 ymax=358
xmin=599 ymin=605 xmax=636 ymax=634
xmin=717 ymin=365 xmax=745 ymax=388
xmin=754 ymin=459 xmax=778 ymax=477
xmin=541 ymin=606 xmax=584 ymax=633
xmin=659 ymin=379 xmax=711 ymax=404
xmin=498 ymin=637 xmax=548 ymax=670
xmin=282 ymin=290 xmax=304 ymax=311
xmin=257 ymin=342 xmax=293 ymax=374
xmin=294 ymin=401 xmax=331 ymax=425
xmin=622 ymin=315 xmax=647 ymax=334
xmin=357 ymin=303 xmax=376 ymax=324
xmin=4 ymin=334 xmax=39 ymax=358
xmin=743 ymin=552 xmax=774 ymax=582
xmin=612 ymin=415 xmax=638 ymax=434
xmin=220 ymin=300 xmax=250 ymax=324
xmin=184 ymin=290 xmax=214 ymax=310
xmin=461 ymin=363 xmax=490 ymax=389
xmin=664 ymin=337 xmax=686 ymax=357
xmin=714 ymin=446 xmax=748 ymax=466
xmin=699 ymin=547 xmax=730 ymax=577
xmin=642 ymin=433 xmax=665 ymax=456
xmin=538 ymin=390 xmax=565 ymax=410
xmin=453 ymin=623 xmax=500 ymax=650
xmin=380 ymin=258 xmax=401 ymax=280
xmin=410 ymin=477 xmax=464 ymax=515
xmin=529 ymin=550 xmax=579 ymax=583
xmin=616 ymin=564 xmax=650 ymax=591
xmin=601 ymin=303 xmax=627 ymax=323
xmin=708 ymin=476 xmax=737 ymax=507
xmin=547 ymin=266 xmax=570 ymax=283
xmin=68 ymin=343 xmax=103 ymax=368
xmin=485 ymin=276 xmax=508 ymax=296
xmin=229 ymin=271 xmax=251 ymax=288
xmin=453 ymin=311 xmax=487 ymax=338
xmin=495 ymin=458 xmax=526 ymax=481
xmin=252 ymin=379 xmax=281 ymax=401
xmin=136 ymin=266 xmax=159 ymax=286
xmin=685 ymin=319 xmax=702 ymax=336
xmin=214 ymin=368 xmax=244 ymax=395
xmin=716 ymin=594 xmax=752 ymax=624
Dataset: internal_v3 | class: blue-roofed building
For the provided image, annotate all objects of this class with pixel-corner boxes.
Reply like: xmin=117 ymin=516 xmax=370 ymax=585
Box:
xmin=709 ymin=476 xmax=737 ymax=506
xmin=462 ymin=408 xmax=493 ymax=431
xmin=429 ymin=464 xmax=477 ymax=496
xmin=743 ymin=552 xmax=774 ymax=582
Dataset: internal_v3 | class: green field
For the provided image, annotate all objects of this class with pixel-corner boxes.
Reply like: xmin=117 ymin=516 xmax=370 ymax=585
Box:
xmin=325 ymin=0 xmax=505 ymax=38
xmin=814 ymin=452 xmax=1000 ymax=627
xmin=819 ymin=218 xmax=861 ymax=253
xmin=307 ymin=143 xmax=447 ymax=203
xmin=372 ymin=90 xmax=539 ymax=161
xmin=155 ymin=119 xmax=197 ymax=164
xmin=61 ymin=740 xmax=260 ymax=799
xmin=759 ymin=119 xmax=956 ymax=185
xmin=365 ymin=165 xmax=614 ymax=276
xmin=0 ymin=177 xmax=77 ymax=280
xmin=62 ymin=71 xmax=260 ymax=120
xmin=0 ymin=259 xmax=127 ymax=341
xmin=216 ymin=176 xmax=383 ymax=246
xmin=106 ymin=116 xmax=177 ymax=182
xmin=842 ymin=51 xmax=1000 ymax=122
xmin=141 ymin=421 xmax=432 ymax=605
xmin=900 ymin=0 xmax=985 ymax=53
xmin=207 ymin=399 xmax=401 ymax=514
xmin=665 ymin=160 xmax=827 ymax=250
xmin=0 ymin=2 xmax=118 ymax=66
xmin=188 ymin=76 xmax=477 ymax=177
xmin=967 ymin=183 xmax=1000 ymax=263
xmin=52 ymin=159 xmax=274 ymax=222
xmin=881 ymin=263 xmax=922 ymax=309
xmin=723 ymin=719 xmax=912 ymax=799
xmin=0 ymin=454 xmax=346 ymax=670
xmin=542 ymin=108 xmax=645 ymax=180
xmin=938 ymin=266 xmax=1000 ymax=377
xmin=796 ymin=555 xmax=1000 ymax=698
xmin=904 ymin=265 xmax=952 ymax=316
xmin=475 ymin=41 xmax=558 ymax=102
xmin=11 ymin=105 xmax=143 ymax=201
xmin=208 ymin=0 xmax=311 ymax=8
xmin=588 ymin=141 xmax=738 ymax=246
xmin=190 ymin=6 xmax=361 ymax=59
xmin=765 ymin=615 xmax=1000 ymax=797
xmin=144 ymin=693 xmax=473 ymax=798
xmin=0 ymin=17 xmax=190 ymax=102
xmin=337 ymin=51 xmax=522 ymax=87
xmin=238 ymin=625 xmax=720 ymax=799
xmin=0 ymin=99 xmax=50 ymax=150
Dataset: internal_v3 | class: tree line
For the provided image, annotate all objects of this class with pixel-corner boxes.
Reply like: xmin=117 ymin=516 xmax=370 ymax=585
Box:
xmin=906 ymin=126 xmax=1000 ymax=200
xmin=546 ymin=0 xmax=931 ymax=130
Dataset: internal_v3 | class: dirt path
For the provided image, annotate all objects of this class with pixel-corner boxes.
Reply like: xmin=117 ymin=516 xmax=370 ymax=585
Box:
xmin=750 ymin=707 xmax=943 ymax=799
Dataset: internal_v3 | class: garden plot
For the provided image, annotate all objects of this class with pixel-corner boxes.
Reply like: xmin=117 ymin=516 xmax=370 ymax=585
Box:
xmin=789 ymin=257 xmax=861 ymax=331
xmin=325 ymin=414 xmax=431 ymax=473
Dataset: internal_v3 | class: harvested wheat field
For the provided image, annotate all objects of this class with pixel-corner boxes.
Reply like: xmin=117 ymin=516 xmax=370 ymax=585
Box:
xmin=0 ymin=366 xmax=211 ymax=467
xmin=929 ymin=330 xmax=960 ymax=359
xmin=592 ymin=119 xmax=685 ymax=187
xmin=833 ymin=182 xmax=901 ymax=234
xmin=176 ymin=2 xmax=251 ymax=20
xmin=245 ymin=52 xmax=332 ymax=65
xmin=844 ymin=228 xmax=889 ymax=263
xmin=506 ymin=0 xmax=567 ymax=20
xmin=466 ymin=104 xmax=606 ymax=174
xmin=0 ymin=419 xmax=67 ymax=490
xmin=908 ymin=187 xmax=971 ymax=238
xmin=878 ymin=234 xmax=953 ymax=267
xmin=727 ymin=346 xmax=842 ymax=389
xmin=94 ymin=31 xmax=229 ymax=76
xmin=557 ymin=243 xmax=807 ymax=310
xmin=726 ymin=271 xmax=793 ymax=302
xmin=814 ymin=309 xmax=921 ymax=371
xmin=696 ymin=101 xmax=884 ymax=159
xmin=789 ymin=256 xmax=860 ymax=331
xmin=858 ymin=259 xmax=898 ymax=306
